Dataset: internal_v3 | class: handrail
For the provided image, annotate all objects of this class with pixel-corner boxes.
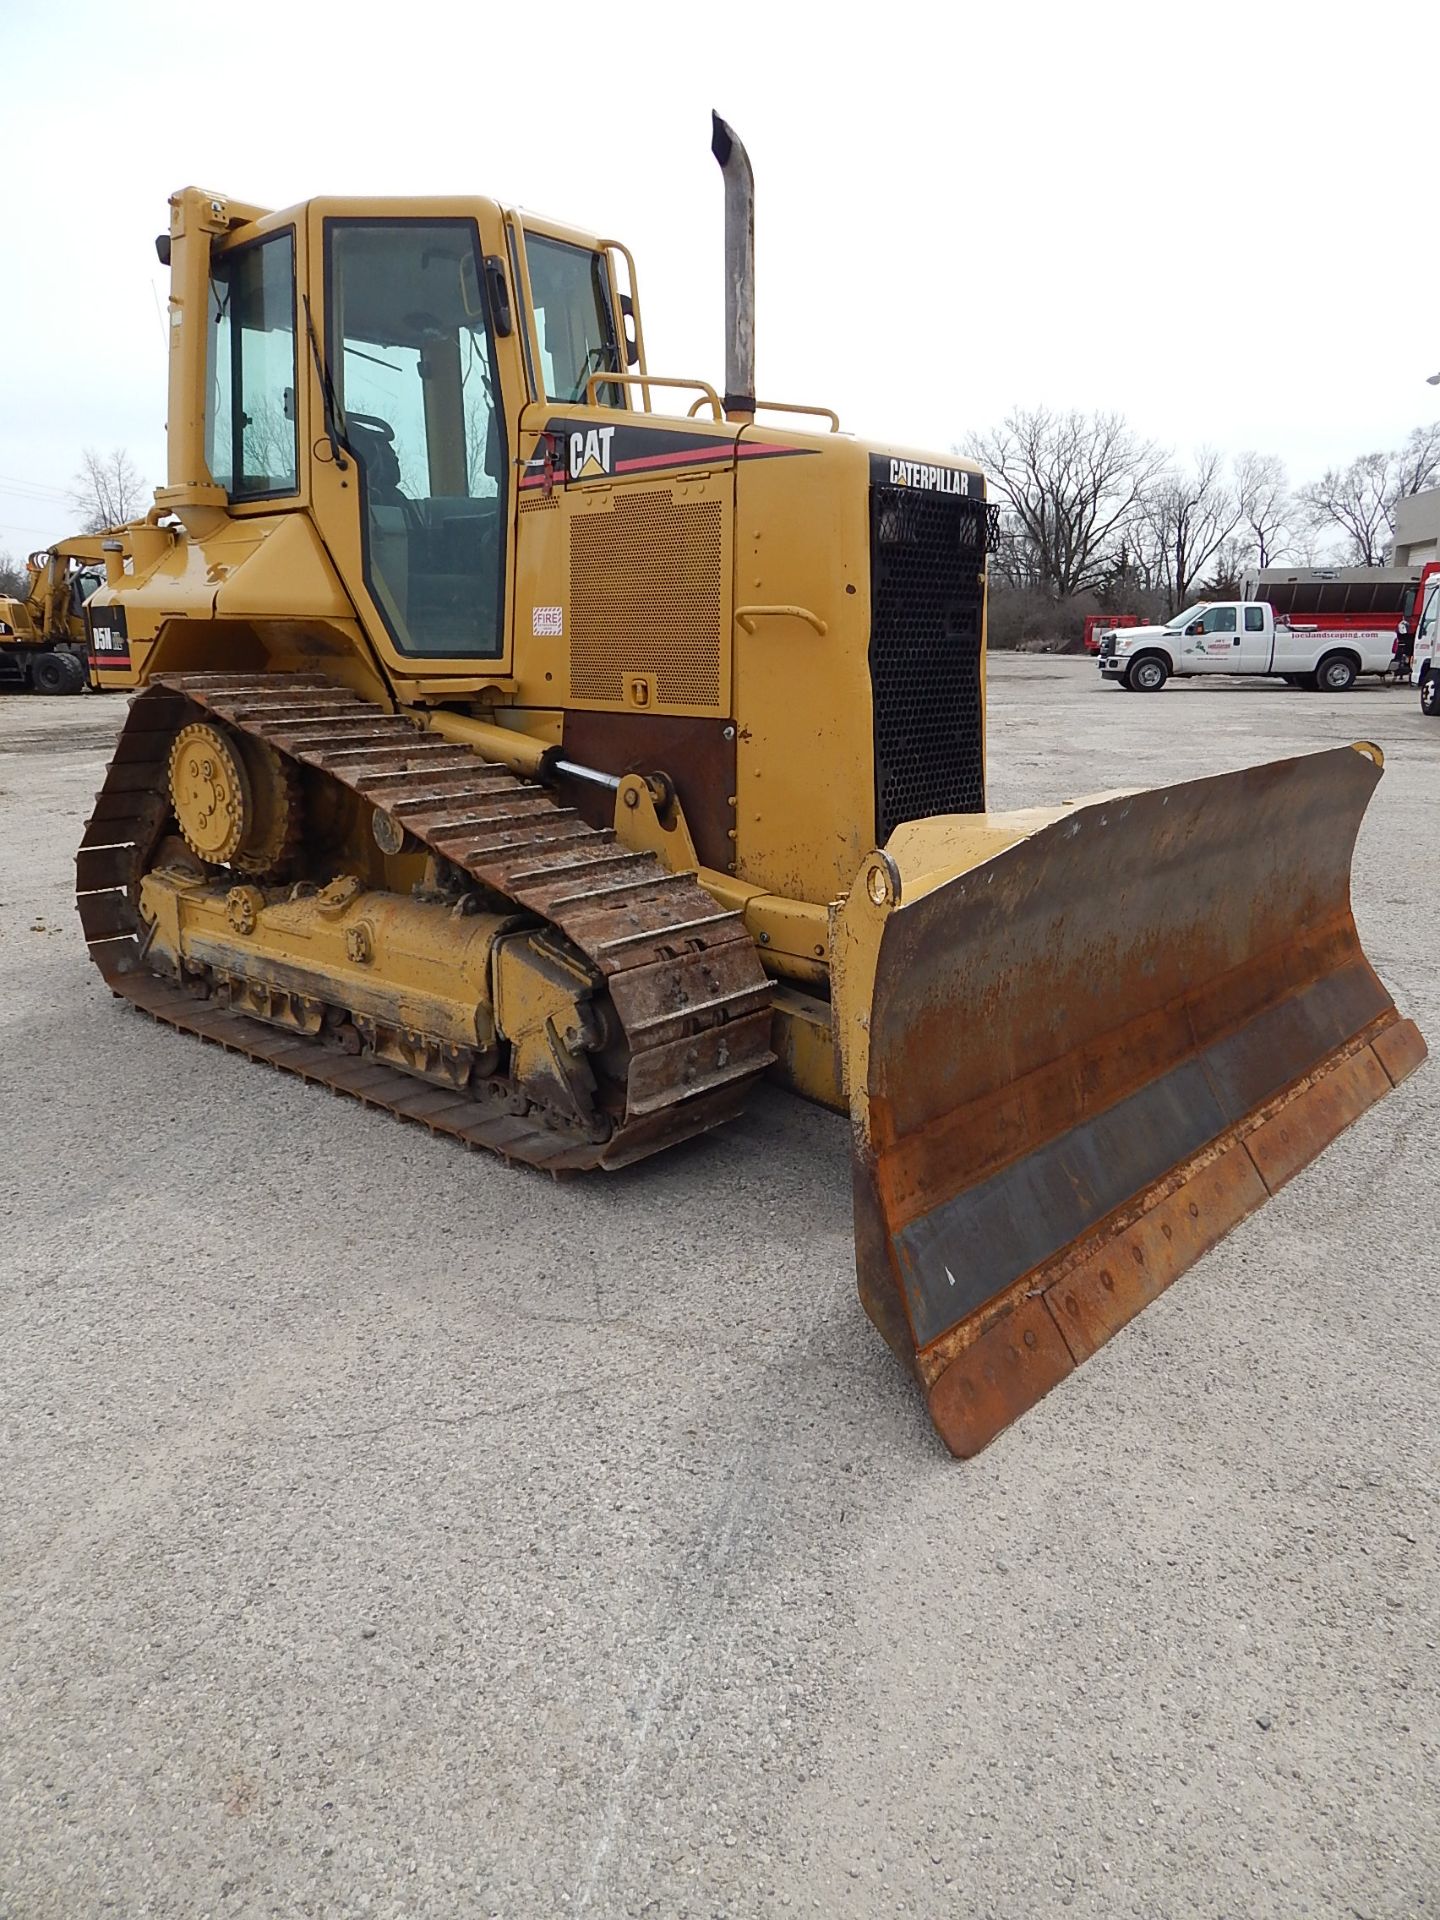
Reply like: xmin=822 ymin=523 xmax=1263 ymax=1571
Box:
xmin=735 ymin=603 xmax=828 ymax=637
xmin=752 ymin=399 xmax=842 ymax=432
xmin=586 ymin=372 xmax=723 ymax=420
xmin=690 ymin=396 xmax=842 ymax=431
xmin=597 ymin=237 xmax=651 ymax=412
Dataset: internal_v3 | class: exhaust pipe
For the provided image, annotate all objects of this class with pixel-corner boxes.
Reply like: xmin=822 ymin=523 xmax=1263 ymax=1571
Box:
xmin=711 ymin=112 xmax=756 ymax=424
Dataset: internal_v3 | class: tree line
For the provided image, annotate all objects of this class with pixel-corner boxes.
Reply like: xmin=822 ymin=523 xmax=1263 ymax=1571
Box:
xmin=962 ymin=409 xmax=1440 ymax=648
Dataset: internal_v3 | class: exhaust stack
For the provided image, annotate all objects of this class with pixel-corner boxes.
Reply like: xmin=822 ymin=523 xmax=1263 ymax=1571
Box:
xmin=711 ymin=112 xmax=756 ymax=424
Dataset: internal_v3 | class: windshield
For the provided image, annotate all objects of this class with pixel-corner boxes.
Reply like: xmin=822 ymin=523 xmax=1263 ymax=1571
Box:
xmin=1165 ymin=604 xmax=1210 ymax=630
xmin=70 ymin=568 xmax=104 ymax=615
xmin=524 ymin=233 xmax=623 ymax=406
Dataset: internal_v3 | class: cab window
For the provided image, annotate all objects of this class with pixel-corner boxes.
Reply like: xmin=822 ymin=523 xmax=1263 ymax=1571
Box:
xmin=206 ymin=231 xmax=299 ymax=498
xmin=1418 ymin=586 xmax=1440 ymax=641
xmin=327 ymin=219 xmax=507 ymax=659
xmin=1199 ymin=606 xmax=1237 ymax=633
xmin=70 ymin=568 xmax=104 ymax=616
xmin=1244 ymin=606 xmax=1265 ymax=631
xmin=525 ymin=234 xmax=623 ymax=407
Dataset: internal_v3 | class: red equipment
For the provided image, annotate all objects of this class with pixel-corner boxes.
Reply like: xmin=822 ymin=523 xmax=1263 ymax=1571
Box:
xmin=1246 ymin=565 xmax=1439 ymax=636
xmin=1083 ymin=613 xmax=1138 ymax=655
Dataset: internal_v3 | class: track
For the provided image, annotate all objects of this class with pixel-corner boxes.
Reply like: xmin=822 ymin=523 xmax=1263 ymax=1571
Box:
xmin=75 ymin=673 xmax=774 ymax=1171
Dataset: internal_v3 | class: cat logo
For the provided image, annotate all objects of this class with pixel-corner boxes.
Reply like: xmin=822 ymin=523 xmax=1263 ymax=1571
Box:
xmin=569 ymin=426 xmax=616 ymax=480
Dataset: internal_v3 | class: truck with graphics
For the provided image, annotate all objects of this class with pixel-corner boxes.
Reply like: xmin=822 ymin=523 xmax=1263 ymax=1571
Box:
xmin=1098 ymin=600 xmax=1397 ymax=691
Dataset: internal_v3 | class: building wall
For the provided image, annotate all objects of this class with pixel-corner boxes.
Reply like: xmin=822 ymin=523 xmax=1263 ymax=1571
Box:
xmin=1392 ymin=485 xmax=1440 ymax=567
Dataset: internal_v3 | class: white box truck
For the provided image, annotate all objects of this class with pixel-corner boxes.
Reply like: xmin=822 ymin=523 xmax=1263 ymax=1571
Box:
xmin=1097 ymin=601 xmax=1396 ymax=692
xmin=1413 ymin=571 xmax=1440 ymax=717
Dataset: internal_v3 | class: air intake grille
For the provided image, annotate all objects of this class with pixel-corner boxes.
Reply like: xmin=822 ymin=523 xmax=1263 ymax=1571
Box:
xmin=869 ymin=486 xmax=987 ymax=841
xmin=570 ymin=492 xmax=724 ymax=708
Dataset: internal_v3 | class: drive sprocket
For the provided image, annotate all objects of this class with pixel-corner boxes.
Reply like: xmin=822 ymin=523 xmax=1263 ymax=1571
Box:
xmin=168 ymin=722 xmax=250 ymax=864
xmin=166 ymin=719 xmax=301 ymax=875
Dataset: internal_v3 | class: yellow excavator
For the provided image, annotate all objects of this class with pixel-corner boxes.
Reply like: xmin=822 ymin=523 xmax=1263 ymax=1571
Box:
xmin=1 ymin=537 xmax=107 ymax=692
xmin=76 ymin=119 xmax=1425 ymax=1456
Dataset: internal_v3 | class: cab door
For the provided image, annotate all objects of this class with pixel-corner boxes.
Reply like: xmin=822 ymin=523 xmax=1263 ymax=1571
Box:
xmin=306 ymin=199 xmax=526 ymax=690
xmin=1235 ymin=603 xmax=1272 ymax=671
xmin=1414 ymin=579 xmax=1440 ymax=683
xmin=1181 ymin=604 xmax=1238 ymax=671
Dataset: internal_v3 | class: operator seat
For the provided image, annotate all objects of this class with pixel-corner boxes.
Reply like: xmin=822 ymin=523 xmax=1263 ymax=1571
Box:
xmin=343 ymin=414 xmax=406 ymax=502
xmin=343 ymin=413 xmax=413 ymax=622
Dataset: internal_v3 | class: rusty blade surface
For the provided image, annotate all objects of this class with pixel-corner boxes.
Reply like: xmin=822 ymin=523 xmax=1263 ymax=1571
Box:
xmin=846 ymin=744 xmax=1426 ymax=1458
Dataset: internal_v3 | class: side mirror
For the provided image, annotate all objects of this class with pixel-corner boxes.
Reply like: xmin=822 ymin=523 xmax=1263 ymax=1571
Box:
xmin=1187 ymin=622 xmax=1204 ymax=636
xmin=483 ymin=257 xmax=513 ymax=338
xmin=620 ymin=293 xmax=641 ymax=368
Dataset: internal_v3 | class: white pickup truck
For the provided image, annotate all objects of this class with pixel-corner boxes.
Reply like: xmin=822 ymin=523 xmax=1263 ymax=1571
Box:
xmin=1097 ymin=601 xmax=1395 ymax=692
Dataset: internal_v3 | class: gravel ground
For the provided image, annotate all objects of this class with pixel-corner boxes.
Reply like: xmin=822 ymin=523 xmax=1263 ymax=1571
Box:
xmin=2 ymin=657 xmax=1436 ymax=1920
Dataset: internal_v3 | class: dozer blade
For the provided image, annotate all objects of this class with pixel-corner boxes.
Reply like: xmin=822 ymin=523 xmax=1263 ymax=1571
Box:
xmin=832 ymin=742 xmax=1426 ymax=1458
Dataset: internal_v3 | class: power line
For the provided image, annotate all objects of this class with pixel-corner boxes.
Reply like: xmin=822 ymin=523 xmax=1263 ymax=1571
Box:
xmin=0 ymin=478 xmax=72 ymax=503
xmin=0 ymin=472 xmax=69 ymax=491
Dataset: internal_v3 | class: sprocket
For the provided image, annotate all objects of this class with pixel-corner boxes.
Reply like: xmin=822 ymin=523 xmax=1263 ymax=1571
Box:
xmin=166 ymin=721 xmax=301 ymax=874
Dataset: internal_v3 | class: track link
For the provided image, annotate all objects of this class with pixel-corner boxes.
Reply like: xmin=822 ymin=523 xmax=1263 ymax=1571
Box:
xmin=76 ymin=674 xmax=775 ymax=1170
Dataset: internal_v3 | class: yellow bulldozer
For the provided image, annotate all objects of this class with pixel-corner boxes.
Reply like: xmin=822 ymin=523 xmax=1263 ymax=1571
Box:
xmin=1 ymin=537 xmax=107 ymax=692
xmin=76 ymin=119 xmax=1424 ymax=1455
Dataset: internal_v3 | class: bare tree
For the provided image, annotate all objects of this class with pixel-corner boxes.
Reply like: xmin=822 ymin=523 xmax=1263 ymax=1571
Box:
xmin=1297 ymin=453 xmax=1393 ymax=565
xmin=1234 ymin=451 xmax=1291 ymax=568
xmin=1392 ymin=422 xmax=1440 ymax=501
xmin=1297 ymin=426 xmax=1440 ymax=564
xmin=1198 ymin=535 xmax=1252 ymax=598
xmin=961 ymin=407 xmax=1167 ymax=599
xmin=0 ymin=551 xmax=28 ymax=598
xmin=1133 ymin=451 xmax=1243 ymax=612
xmin=69 ymin=447 xmax=147 ymax=533
xmin=989 ymin=507 xmax=1042 ymax=590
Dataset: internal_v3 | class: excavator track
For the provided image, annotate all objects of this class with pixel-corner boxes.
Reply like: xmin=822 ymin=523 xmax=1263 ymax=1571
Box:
xmin=75 ymin=673 xmax=775 ymax=1171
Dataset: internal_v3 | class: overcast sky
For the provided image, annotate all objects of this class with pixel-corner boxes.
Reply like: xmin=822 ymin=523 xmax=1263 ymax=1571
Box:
xmin=2 ymin=0 xmax=1435 ymax=554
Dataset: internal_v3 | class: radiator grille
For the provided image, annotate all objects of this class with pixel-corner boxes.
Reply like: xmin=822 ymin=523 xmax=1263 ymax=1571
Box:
xmin=869 ymin=485 xmax=987 ymax=841
xmin=569 ymin=492 xmax=724 ymax=708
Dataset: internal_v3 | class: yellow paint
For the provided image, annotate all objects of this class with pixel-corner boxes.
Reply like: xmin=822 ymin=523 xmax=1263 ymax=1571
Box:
xmin=767 ymin=985 xmax=842 ymax=1112
xmin=92 ymin=179 xmax=1007 ymax=1118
